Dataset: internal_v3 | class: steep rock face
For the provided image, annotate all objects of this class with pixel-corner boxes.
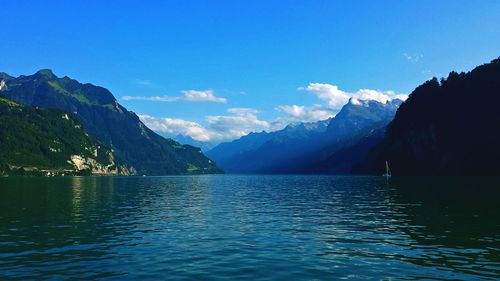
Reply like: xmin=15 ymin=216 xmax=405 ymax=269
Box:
xmin=326 ymin=98 xmax=402 ymax=140
xmin=355 ymin=58 xmax=500 ymax=175
xmin=0 ymin=97 xmax=129 ymax=176
xmin=0 ymin=70 xmax=221 ymax=175
xmin=207 ymin=99 xmax=401 ymax=174
xmin=296 ymin=99 xmax=402 ymax=174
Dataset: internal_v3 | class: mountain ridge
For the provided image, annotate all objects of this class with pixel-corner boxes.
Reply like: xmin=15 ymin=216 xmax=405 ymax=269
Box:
xmin=206 ymin=98 xmax=402 ymax=173
xmin=0 ymin=70 xmax=222 ymax=175
xmin=354 ymin=57 xmax=500 ymax=175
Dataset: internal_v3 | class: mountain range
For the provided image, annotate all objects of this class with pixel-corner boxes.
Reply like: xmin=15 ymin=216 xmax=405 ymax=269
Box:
xmin=0 ymin=70 xmax=221 ymax=175
xmin=206 ymin=98 xmax=402 ymax=173
xmin=208 ymin=58 xmax=500 ymax=176
xmin=2 ymin=58 xmax=498 ymax=176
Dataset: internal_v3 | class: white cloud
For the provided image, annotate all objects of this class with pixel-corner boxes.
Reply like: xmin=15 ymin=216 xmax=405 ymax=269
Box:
xmin=275 ymin=83 xmax=408 ymax=124
xmin=403 ymin=53 xmax=423 ymax=63
xmin=298 ymin=83 xmax=407 ymax=110
xmin=122 ymin=89 xmax=226 ymax=103
xmin=138 ymin=83 xmax=408 ymax=142
xmin=206 ymin=108 xmax=278 ymax=140
xmin=391 ymin=94 xmax=409 ymax=101
xmin=298 ymin=83 xmax=351 ymax=108
xmin=352 ymin=89 xmax=406 ymax=104
xmin=122 ymin=96 xmax=179 ymax=102
xmin=181 ymin=90 xmax=227 ymax=103
xmin=139 ymin=107 xmax=279 ymax=142
xmin=275 ymin=104 xmax=336 ymax=122
xmin=139 ymin=115 xmax=214 ymax=141
xmin=227 ymin=107 xmax=259 ymax=115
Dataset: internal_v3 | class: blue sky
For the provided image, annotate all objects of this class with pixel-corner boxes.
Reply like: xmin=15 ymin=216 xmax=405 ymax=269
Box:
xmin=1 ymin=1 xmax=499 ymax=142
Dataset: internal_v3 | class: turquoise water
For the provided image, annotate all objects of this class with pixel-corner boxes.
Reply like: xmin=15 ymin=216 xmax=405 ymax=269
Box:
xmin=0 ymin=175 xmax=499 ymax=280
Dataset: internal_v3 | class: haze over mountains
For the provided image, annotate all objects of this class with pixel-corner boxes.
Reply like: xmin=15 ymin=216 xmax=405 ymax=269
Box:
xmin=0 ymin=70 xmax=221 ymax=175
xmin=206 ymin=98 xmax=403 ymax=173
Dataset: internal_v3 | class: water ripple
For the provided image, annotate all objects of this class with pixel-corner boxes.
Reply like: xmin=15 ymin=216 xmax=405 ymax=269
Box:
xmin=0 ymin=175 xmax=499 ymax=280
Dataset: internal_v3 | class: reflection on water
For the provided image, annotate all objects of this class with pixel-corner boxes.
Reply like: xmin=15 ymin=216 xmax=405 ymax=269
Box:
xmin=0 ymin=176 xmax=499 ymax=280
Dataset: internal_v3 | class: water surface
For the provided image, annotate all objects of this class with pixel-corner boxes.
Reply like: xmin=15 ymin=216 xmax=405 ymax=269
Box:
xmin=0 ymin=175 xmax=499 ymax=280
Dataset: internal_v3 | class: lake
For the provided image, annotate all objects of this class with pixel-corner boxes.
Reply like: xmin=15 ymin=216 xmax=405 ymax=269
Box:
xmin=0 ymin=175 xmax=499 ymax=280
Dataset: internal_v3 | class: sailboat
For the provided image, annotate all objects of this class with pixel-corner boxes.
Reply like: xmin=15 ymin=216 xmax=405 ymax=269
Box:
xmin=383 ymin=160 xmax=391 ymax=178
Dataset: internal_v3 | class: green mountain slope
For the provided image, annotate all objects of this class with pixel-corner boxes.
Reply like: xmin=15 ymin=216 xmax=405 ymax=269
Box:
xmin=0 ymin=97 xmax=129 ymax=176
xmin=0 ymin=70 xmax=221 ymax=175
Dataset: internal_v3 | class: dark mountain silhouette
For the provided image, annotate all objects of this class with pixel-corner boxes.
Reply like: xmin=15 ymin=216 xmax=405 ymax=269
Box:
xmin=354 ymin=58 xmax=500 ymax=175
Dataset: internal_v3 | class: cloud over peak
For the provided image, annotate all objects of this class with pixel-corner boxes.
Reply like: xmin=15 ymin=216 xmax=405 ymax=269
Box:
xmin=298 ymin=83 xmax=350 ymax=108
xmin=122 ymin=89 xmax=226 ymax=103
xmin=298 ymin=82 xmax=407 ymax=109
xmin=274 ymin=83 xmax=407 ymax=123
xmin=275 ymin=104 xmax=336 ymax=122
xmin=353 ymin=89 xmax=407 ymax=104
